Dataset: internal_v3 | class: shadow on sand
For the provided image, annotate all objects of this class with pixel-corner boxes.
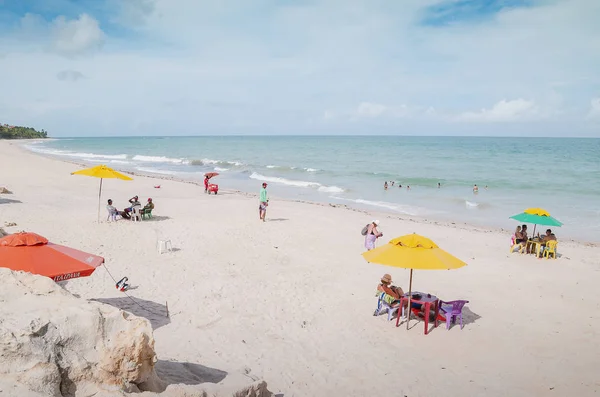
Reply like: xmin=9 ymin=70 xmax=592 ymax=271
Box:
xmin=144 ymin=215 xmax=171 ymax=222
xmin=268 ymin=218 xmax=289 ymax=222
xmin=92 ymin=296 xmax=170 ymax=329
xmin=0 ymin=198 xmax=22 ymax=204
xmin=155 ymin=360 xmax=228 ymax=386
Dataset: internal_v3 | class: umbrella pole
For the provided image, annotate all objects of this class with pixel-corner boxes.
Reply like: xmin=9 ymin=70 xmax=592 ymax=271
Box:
xmin=97 ymin=178 xmax=103 ymax=223
xmin=406 ymin=268 xmax=413 ymax=330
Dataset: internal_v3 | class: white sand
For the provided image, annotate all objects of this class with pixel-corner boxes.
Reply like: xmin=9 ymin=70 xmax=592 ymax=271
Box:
xmin=1 ymin=140 xmax=600 ymax=397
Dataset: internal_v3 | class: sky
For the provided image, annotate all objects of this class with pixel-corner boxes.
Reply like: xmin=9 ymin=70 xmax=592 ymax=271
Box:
xmin=0 ymin=0 xmax=599 ymax=137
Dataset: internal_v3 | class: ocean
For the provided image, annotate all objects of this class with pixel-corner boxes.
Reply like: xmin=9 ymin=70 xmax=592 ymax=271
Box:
xmin=24 ymin=136 xmax=600 ymax=242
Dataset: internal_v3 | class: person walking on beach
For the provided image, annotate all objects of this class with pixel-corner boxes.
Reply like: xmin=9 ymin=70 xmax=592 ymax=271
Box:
xmin=259 ymin=182 xmax=269 ymax=222
xmin=364 ymin=220 xmax=382 ymax=250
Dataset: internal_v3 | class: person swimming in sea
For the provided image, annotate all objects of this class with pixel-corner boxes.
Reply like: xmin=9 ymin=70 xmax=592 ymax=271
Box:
xmin=438 ymin=182 xmax=441 ymax=188
xmin=384 ymin=181 xmax=388 ymax=190
xmin=473 ymin=184 xmax=479 ymax=193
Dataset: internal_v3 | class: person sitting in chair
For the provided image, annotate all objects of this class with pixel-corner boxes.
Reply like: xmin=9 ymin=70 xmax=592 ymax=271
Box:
xmin=538 ymin=229 xmax=557 ymax=256
xmin=377 ymin=273 xmax=404 ymax=301
xmin=106 ymin=199 xmax=119 ymax=221
xmin=122 ymin=196 xmax=140 ymax=220
xmin=141 ymin=198 xmax=154 ymax=215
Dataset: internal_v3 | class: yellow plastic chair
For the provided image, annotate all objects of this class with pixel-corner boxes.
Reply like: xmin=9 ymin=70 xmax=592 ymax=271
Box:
xmin=543 ymin=240 xmax=558 ymax=259
xmin=509 ymin=235 xmax=524 ymax=254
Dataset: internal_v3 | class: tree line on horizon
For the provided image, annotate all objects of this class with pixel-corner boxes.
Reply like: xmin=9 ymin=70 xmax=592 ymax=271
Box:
xmin=0 ymin=124 xmax=48 ymax=139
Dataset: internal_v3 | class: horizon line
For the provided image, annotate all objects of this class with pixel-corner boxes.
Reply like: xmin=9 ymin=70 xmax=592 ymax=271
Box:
xmin=46 ymin=134 xmax=600 ymax=139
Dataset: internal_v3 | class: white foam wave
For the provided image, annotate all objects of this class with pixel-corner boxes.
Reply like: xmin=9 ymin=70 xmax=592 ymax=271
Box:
xmin=465 ymin=200 xmax=479 ymax=208
xmin=250 ymin=172 xmax=319 ymax=188
xmin=136 ymin=167 xmax=177 ymax=175
xmin=110 ymin=160 xmax=130 ymax=164
xmin=266 ymin=165 xmax=279 ymax=169
xmin=330 ymin=196 xmax=424 ymax=216
xmin=132 ymin=155 xmax=185 ymax=164
xmin=26 ymin=146 xmax=128 ymax=160
xmin=318 ymin=185 xmax=345 ymax=193
xmin=304 ymin=168 xmax=319 ymax=172
xmin=197 ymin=158 xmax=243 ymax=166
xmin=249 ymin=172 xmax=344 ymax=193
xmin=214 ymin=167 xmax=229 ymax=172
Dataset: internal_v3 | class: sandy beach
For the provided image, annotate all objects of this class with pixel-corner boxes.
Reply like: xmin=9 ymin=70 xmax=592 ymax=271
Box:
xmin=1 ymin=139 xmax=600 ymax=397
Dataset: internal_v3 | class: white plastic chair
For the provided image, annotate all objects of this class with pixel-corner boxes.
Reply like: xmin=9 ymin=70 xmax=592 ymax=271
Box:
xmin=157 ymin=239 xmax=173 ymax=254
xmin=131 ymin=205 xmax=142 ymax=222
xmin=107 ymin=209 xmax=117 ymax=222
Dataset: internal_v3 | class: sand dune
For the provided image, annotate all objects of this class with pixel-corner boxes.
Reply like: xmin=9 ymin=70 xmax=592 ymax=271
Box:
xmin=1 ymin=140 xmax=599 ymax=397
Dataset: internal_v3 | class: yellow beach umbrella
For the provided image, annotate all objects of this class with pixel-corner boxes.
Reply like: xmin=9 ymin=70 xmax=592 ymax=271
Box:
xmin=72 ymin=165 xmax=133 ymax=222
xmin=362 ymin=233 xmax=467 ymax=329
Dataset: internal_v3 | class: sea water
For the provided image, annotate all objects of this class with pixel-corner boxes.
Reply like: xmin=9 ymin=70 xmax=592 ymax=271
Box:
xmin=24 ymin=136 xmax=600 ymax=241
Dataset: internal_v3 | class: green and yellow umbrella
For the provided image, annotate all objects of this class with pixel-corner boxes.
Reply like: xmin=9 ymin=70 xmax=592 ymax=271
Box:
xmin=510 ymin=208 xmax=562 ymax=235
xmin=72 ymin=165 xmax=133 ymax=222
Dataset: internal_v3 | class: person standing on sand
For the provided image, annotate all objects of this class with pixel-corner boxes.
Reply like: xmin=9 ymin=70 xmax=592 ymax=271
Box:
xmin=204 ymin=175 xmax=209 ymax=193
xmin=259 ymin=182 xmax=269 ymax=222
xmin=364 ymin=220 xmax=382 ymax=250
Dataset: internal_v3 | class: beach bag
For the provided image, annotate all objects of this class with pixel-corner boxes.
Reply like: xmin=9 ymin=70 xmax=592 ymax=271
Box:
xmin=361 ymin=224 xmax=369 ymax=236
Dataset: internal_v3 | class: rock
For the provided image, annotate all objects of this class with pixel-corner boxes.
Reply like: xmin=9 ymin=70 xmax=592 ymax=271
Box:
xmin=0 ymin=187 xmax=13 ymax=194
xmin=0 ymin=269 xmax=272 ymax=397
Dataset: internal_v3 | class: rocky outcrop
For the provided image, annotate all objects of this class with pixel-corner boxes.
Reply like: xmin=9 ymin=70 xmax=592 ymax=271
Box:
xmin=0 ymin=187 xmax=13 ymax=194
xmin=0 ymin=269 xmax=271 ymax=397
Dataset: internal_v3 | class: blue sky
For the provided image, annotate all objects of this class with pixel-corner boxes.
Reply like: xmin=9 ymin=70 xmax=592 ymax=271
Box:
xmin=0 ymin=0 xmax=599 ymax=137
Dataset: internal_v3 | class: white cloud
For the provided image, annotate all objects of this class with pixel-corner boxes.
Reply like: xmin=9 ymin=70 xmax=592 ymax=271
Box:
xmin=0 ymin=0 xmax=599 ymax=136
xmin=56 ymin=70 xmax=85 ymax=82
xmin=456 ymin=99 xmax=543 ymax=123
xmin=587 ymin=98 xmax=600 ymax=120
xmin=356 ymin=102 xmax=388 ymax=118
xmin=51 ymin=14 xmax=105 ymax=55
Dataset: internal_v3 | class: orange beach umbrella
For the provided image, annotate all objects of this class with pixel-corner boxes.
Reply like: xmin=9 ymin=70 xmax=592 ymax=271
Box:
xmin=0 ymin=232 xmax=104 ymax=282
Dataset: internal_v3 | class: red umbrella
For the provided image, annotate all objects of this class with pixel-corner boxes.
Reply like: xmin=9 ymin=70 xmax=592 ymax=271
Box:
xmin=204 ymin=172 xmax=219 ymax=179
xmin=0 ymin=232 xmax=104 ymax=282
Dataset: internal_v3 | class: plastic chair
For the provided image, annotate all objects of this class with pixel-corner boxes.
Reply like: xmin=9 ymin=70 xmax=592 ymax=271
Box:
xmin=439 ymin=300 xmax=469 ymax=330
xmin=509 ymin=235 xmax=518 ymax=253
xmin=131 ymin=205 xmax=142 ymax=222
xmin=157 ymin=239 xmax=172 ymax=254
xmin=106 ymin=208 xmax=118 ymax=222
xmin=543 ymin=240 xmax=558 ymax=259
xmin=374 ymin=292 xmax=400 ymax=321
xmin=141 ymin=209 xmax=153 ymax=220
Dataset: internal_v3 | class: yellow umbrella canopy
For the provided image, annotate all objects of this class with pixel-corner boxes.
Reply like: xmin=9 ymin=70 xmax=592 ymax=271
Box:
xmin=524 ymin=207 xmax=550 ymax=217
xmin=362 ymin=233 xmax=467 ymax=328
xmin=71 ymin=165 xmax=133 ymax=222
xmin=72 ymin=165 xmax=133 ymax=180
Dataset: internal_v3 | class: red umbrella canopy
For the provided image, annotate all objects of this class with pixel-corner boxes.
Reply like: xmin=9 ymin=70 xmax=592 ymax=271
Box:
xmin=0 ymin=232 xmax=104 ymax=282
xmin=1 ymin=232 xmax=48 ymax=246
xmin=204 ymin=172 xmax=219 ymax=179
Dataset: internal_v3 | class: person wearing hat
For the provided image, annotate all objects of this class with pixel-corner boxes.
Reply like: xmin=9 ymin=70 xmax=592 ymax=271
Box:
xmin=142 ymin=198 xmax=154 ymax=214
xmin=122 ymin=195 xmax=140 ymax=219
xmin=364 ymin=220 xmax=382 ymax=250
xmin=377 ymin=273 xmax=404 ymax=302
xmin=259 ymin=182 xmax=269 ymax=222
